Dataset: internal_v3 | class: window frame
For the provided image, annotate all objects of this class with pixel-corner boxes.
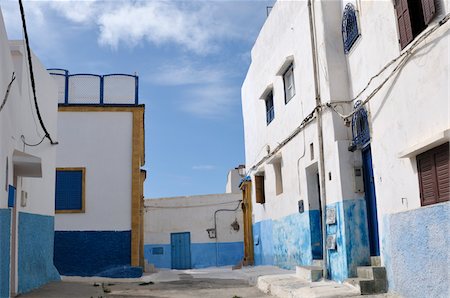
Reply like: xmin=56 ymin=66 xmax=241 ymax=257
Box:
xmin=55 ymin=167 xmax=86 ymax=214
xmin=265 ymin=90 xmax=275 ymax=125
xmin=342 ymin=3 xmax=360 ymax=54
xmin=416 ymin=142 xmax=449 ymax=206
xmin=283 ymin=64 xmax=296 ymax=103
xmin=395 ymin=0 xmax=436 ymax=50
xmin=255 ymin=174 xmax=266 ymax=204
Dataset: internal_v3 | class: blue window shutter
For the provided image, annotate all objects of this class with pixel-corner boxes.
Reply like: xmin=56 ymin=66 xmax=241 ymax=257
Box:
xmin=55 ymin=170 xmax=83 ymax=210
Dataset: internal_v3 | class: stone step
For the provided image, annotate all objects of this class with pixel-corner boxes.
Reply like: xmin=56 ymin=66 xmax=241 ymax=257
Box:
xmin=371 ymin=256 xmax=381 ymax=267
xmin=296 ymin=265 xmax=323 ymax=282
xmin=312 ymin=259 xmax=324 ymax=267
xmin=357 ymin=266 xmax=386 ymax=280
xmin=345 ymin=277 xmax=388 ymax=295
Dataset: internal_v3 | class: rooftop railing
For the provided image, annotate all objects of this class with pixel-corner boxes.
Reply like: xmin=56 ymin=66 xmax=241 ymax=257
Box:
xmin=48 ymin=69 xmax=139 ymax=105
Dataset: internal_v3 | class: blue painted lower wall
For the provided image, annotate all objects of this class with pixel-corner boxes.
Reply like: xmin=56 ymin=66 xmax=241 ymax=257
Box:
xmin=252 ymin=200 xmax=370 ymax=281
xmin=54 ymin=230 xmax=132 ymax=277
xmin=144 ymin=241 xmax=244 ymax=269
xmin=18 ymin=212 xmax=60 ymax=294
xmin=253 ymin=210 xmax=316 ymax=269
xmin=326 ymin=199 xmax=370 ymax=282
xmin=0 ymin=209 xmax=11 ymax=298
xmin=382 ymin=202 xmax=449 ymax=298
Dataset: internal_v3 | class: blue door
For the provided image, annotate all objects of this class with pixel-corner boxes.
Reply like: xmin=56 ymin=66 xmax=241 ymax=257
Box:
xmin=171 ymin=232 xmax=191 ymax=269
xmin=362 ymin=146 xmax=380 ymax=256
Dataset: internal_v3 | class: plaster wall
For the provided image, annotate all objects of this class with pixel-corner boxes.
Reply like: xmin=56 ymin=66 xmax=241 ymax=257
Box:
xmin=0 ymin=8 xmax=59 ymax=296
xmin=145 ymin=193 xmax=243 ymax=244
xmin=144 ymin=193 xmax=244 ymax=268
xmin=55 ymin=112 xmax=133 ymax=231
xmin=225 ymin=169 xmax=243 ymax=194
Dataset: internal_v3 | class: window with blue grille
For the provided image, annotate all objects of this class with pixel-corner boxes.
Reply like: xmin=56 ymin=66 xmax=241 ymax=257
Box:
xmin=342 ymin=3 xmax=360 ymax=54
xmin=55 ymin=168 xmax=85 ymax=212
xmin=351 ymin=101 xmax=370 ymax=150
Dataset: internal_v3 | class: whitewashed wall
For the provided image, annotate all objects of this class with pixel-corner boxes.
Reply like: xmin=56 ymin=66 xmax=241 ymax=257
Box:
xmin=0 ymin=25 xmax=58 ymax=216
xmin=55 ymin=112 xmax=133 ymax=231
xmin=144 ymin=193 xmax=243 ymax=245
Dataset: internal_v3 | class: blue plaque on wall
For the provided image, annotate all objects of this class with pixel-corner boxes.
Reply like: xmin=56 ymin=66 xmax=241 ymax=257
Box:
xmin=8 ymin=185 xmax=16 ymax=208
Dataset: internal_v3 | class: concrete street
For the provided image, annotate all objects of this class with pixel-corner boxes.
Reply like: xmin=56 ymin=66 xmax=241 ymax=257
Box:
xmin=18 ymin=266 xmax=402 ymax=298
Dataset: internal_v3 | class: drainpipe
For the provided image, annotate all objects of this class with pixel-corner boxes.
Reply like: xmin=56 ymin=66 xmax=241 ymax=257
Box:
xmin=308 ymin=0 xmax=328 ymax=279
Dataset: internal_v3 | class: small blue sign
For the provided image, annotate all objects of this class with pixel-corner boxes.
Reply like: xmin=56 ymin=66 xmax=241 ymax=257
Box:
xmin=8 ymin=185 xmax=16 ymax=208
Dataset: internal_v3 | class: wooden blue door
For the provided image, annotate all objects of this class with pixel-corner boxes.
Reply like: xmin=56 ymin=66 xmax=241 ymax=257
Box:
xmin=171 ymin=232 xmax=191 ymax=269
xmin=362 ymin=146 xmax=380 ymax=256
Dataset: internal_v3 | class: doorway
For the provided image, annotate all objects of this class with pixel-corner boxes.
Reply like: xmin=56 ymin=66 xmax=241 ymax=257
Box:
xmin=306 ymin=163 xmax=323 ymax=260
xmin=362 ymin=146 xmax=380 ymax=256
xmin=170 ymin=232 xmax=191 ymax=269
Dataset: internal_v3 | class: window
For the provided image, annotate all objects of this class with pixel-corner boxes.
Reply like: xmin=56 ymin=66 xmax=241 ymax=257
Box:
xmin=350 ymin=100 xmax=370 ymax=151
xmin=255 ymin=174 xmax=266 ymax=204
xmin=417 ymin=143 xmax=449 ymax=206
xmin=55 ymin=168 xmax=85 ymax=213
xmin=273 ymin=160 xmax=283 ymax=195
xmin=342 ymin=3 xmax=360 ymax=54
xmin=395 ymin=0 xmax=436 ymax=49
xmin=283 ymin=64 xmax=295 ymax=103
xmin=265 ymin=91 xmax=275 ymax=125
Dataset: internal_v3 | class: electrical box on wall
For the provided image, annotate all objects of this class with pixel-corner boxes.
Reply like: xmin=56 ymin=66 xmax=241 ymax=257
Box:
xmin=354 ymin=167 xmax=364 ymax=193
xmin=20 ymin=190 xmax=28 ymax=207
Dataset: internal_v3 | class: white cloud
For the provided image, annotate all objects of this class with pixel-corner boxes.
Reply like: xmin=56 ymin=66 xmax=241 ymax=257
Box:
xmin=181 ymin=85 xmax=239 ymax=119
xmin=192 ymin=165 xmax=215 ymax=171
xmin=148 ymin=62 xmax=229 ymax=86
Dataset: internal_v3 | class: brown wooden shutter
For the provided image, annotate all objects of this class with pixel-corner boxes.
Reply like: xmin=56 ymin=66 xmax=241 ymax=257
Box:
xmin=418 ymin=152 xmax=437 ymax=205
xmin=421 ymin=0 xmax=436 ymax=25
xmin=435 ymin=144 xmax=449 ymax=202
xmin=395 ymin=0 xmax=414 ymax=49
xmin=255 ymin=175 xmax=265 ymax=204
xmin=417 ymin=143 xmax=449 ymax=206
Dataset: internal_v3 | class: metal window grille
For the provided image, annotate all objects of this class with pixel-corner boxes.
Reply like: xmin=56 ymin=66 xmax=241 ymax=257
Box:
xmin=342 ymin=3 xmax=360 ymax=54
xmin=351 ymin=100 xmax=370 ymax=149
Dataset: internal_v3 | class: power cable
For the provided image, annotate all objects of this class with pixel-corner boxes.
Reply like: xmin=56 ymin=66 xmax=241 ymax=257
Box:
xmin=18 ymin=0 xmax=58 ymax=145
xmin=327 ymin=13 xmax=450 ymax=121
xmin=21 ymin=135 xmax=45 ymax=147
xmin=0 ymin=72 xmax=15 ymax=113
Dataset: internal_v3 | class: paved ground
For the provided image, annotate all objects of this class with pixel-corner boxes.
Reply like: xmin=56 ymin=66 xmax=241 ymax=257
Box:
xmin=18 ymin=266 xmax=402 ymax=298
xmin=19 ymin=278 xmax=271 ymax=298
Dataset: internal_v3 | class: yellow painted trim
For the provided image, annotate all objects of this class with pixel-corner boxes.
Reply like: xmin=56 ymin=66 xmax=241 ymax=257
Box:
xmin=240 ymin=180 xmax=254 ymax=265
xmin=131 ymin=108 xmax=145 ymax=266
xmin=55 ymin=167 xmax=86 ymax=214
xmin=58 ymin=105 xmax=146 ymax=266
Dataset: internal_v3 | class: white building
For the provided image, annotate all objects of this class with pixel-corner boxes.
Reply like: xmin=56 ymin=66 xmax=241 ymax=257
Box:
xmin=241 ymin=1 xmax=449 ymax=297
xmin=50 ymin=69 xmax=146 ymax=278
xmin=0 ymin=9 xmax=60 ymax=297
xmin=144 ymin=169 xmax=244 ymax=269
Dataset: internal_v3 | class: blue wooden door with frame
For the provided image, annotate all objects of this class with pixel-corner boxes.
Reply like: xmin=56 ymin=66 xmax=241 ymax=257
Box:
xmin=171 ymin=232 xmax=191 ymax=269
xmin=362 ymin=146 xmax=380 ymax=256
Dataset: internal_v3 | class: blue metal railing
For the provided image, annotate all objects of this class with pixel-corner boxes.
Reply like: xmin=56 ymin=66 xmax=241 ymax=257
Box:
xmin=47 ymin=68 xmax=139 ymax=105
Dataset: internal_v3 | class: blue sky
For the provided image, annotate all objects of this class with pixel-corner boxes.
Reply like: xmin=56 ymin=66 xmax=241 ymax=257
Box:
xmin=1 ymin=0 xmax=274 ymax=198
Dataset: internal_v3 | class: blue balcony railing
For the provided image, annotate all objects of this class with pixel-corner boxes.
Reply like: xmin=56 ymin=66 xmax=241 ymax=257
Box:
xmin=48 ymin=68 xmax=139 ymax=105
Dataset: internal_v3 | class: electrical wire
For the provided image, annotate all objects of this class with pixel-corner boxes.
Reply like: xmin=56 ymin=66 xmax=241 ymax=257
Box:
xmin=18 ymin=0 xmax=57 ymax=145
xmin=145 ymin=199 xmax=242 ymax=210
xmin=21 ymin=135 xmax=45 ymax=147
xmin=0 ymin=72 xmax=16 ymax=113
xmin=326 ymin=13 xmax=450 ymax=121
